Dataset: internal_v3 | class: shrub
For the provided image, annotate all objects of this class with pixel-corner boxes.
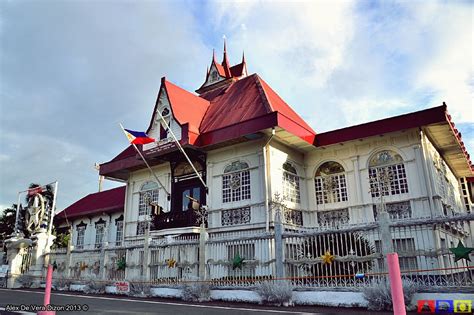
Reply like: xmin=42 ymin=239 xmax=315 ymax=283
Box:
xmin=16 ymin=274 xmax=34 ymax=288
xmin=53 ymin=277 xmax=71 ymax=291
xmin=181 ymin=282 xmax=211 ymax=302
xmin=84 ymin=279 xmax=105 ymax=294
xmin=255 ymin=280 xmax=293 ymax=306
xmin=129 ymin=281 xmax=151 ymax=297
xmin=362 ymin=278 xmax=419 ymax=311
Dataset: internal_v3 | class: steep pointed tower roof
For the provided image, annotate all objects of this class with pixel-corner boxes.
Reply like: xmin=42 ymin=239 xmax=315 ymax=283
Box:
xmin=196 ymin=40 xmax=248 ymax=94
xmin=221 ymin=39 xmax=231 ymax=77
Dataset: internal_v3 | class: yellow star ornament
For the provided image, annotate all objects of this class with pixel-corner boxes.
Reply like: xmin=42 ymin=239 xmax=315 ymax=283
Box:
xmin=166 ymin=258 xmax=177 ymax=268
xmin=321 ymin=251 xmax=335 ymax=265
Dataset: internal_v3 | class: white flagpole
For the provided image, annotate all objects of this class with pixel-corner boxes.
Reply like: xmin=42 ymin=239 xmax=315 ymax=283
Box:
xmin=119 ymin=123 xmax=170 ymax=196
xmin=155 ymin=110 xmax=208 ymax=190
xmin=14 ymin=192 xmax=21 ymax=235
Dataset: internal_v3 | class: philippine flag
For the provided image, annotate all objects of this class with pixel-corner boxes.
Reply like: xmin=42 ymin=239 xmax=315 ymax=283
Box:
xmin=123 ymin=129 xmax=155 ymax=145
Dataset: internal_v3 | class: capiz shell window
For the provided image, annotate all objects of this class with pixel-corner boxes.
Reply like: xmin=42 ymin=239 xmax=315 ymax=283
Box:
xmin=314 ymin=161 xmax=348 ymax=204
xmin=282 ymin=162 xmax=301 ymax=203
xmin=139 ymin=181 xmax=159 ymax=216
xmin=368 ymin=150 xmax=408 ymax=197
xmin=222 ymin=161 xmax=251 ymax=203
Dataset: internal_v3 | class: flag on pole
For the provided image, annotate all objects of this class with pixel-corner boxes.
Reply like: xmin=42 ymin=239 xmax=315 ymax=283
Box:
xmin=119 ymin=123 xmax=170 ymax=196
xmin=123 ymin=129 xmax=155 ymax=144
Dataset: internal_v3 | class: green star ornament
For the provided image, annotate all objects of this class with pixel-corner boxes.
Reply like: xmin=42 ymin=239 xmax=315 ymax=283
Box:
xmin=449 ymin=241 xmax=473 ymax=262
xmin=232 ymin=253 xmax=245 ymax=270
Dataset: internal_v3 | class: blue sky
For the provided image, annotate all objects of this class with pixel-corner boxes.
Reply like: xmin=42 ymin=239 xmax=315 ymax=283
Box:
xmin=0 ymin=0 xmax=472 ymax=211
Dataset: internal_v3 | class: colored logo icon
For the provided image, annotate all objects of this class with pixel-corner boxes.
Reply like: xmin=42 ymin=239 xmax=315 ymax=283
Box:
xmin=418 ymin=300 xmax=435 ymax=313
xmin=435 ymin=300 xmax=453 ymax=313
xmin=453 ymin=300 xmax=472 ymax=313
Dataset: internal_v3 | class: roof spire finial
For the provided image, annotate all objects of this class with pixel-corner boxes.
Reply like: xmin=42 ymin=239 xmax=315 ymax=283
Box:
xmin=242 ymin=51 xmax=246 ymax=63
xmin=221 ymin=35 xmax=231 ymax=77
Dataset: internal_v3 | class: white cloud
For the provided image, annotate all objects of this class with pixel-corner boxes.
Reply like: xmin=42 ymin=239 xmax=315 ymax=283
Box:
xmin=0 ymin=1 xmax=209 ymax=209
xmin=209 ymin=1 xmax=355 ymax=86
xmin=208 ymin=0 xmax=472 ymax=135
xmin=411 ymin=2 xmax=473 ymax=123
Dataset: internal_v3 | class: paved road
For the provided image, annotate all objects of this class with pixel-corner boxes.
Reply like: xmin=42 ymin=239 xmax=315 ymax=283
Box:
xmin=0 ymin=289 xmax=394 ymax=315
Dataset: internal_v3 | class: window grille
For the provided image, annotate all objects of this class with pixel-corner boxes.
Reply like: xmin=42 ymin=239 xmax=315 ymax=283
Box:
xmin=95 ymin=223 xmax=105 ymax=249
xmin=315 ymin=161 xmax=348 ymax=204
xmin=76 ymin=226 xmax=85 ymax=250
xmin=139 ymin=181 xmax=159 ymax=216
xmin=115 ymin=221 xmax=123 ymax=246
xmin=283 ymin=162 xmax=301 ymax=203
xmin=222 ymin=161 xmax=251 ymax=203
xmin=368 ymin=151 xmax=408 ymax=197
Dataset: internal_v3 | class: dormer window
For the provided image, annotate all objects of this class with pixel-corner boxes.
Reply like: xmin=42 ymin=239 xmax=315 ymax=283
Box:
xmin=211 ymin=71 xmax=219 ymax=82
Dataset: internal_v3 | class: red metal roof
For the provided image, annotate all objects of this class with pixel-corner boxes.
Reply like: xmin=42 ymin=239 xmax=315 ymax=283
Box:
xmin=316 ymin=105 xmax=448 ymax=147
xmin=230 ymin=62 xmax=245 ymax=77
xmin=164 ymin=79 xmax=210 ymax=136
xmin=56 ymin=186 xmax=125 ymax=220
xmin=100 ymin=49 xmax=472 ymax=179
xmin=197 ymin=74 xmax=316 ymax=146
xmin=199 ymin=74 xmax=271 ymax=133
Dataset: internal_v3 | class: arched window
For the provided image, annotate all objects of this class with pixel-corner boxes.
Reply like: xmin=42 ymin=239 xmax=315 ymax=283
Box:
xmin=139 ymin=181 xmax=159 ymax=216
xmin=282 ymin=162 xmax=300 ymax=203
xmin=222 ymin=161 xmax=251 ymax=203
xmin=368 ymin=150 xmax=408 ymax=197
xmin=314 ymin=161 xmax=347 ymax=204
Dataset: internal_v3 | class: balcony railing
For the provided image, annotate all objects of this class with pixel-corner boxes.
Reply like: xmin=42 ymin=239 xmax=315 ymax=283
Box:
xmin=152 ymin=210 xmax=200 ymax=230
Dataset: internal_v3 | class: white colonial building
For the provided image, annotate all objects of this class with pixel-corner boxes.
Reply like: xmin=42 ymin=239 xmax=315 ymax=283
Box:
xmin=54 ymin=44 xmax=473 ymax=286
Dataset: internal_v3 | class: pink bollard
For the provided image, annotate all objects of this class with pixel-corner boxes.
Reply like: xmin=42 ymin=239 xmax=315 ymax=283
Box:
xmin=387 ymin=253 xmax=406 ymax=315
xmin=37 ymin=264 xmax=55 ymax=315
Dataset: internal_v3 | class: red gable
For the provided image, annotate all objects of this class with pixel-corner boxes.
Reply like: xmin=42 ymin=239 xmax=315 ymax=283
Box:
xmin=147 ymin=78 xmax=210 ymax=144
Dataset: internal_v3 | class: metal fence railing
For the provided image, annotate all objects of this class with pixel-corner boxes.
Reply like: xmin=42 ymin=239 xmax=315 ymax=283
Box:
xmin=13 ymin=213 xmax=474 ymax=291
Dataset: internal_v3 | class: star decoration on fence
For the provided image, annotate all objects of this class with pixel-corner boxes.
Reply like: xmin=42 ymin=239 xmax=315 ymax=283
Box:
xmin=232 ymin=253 xmax=245 ymax=270
xmin=166 ymin=258 xmax=177 ymax=268
xmin=321 ymin=251 xmax=335 ymax=265
xmin=79 ymin=262 xmax=88 ymax=271
xmin=116 ymin=257 xmax=126 ymax=271
xmin=449 ymin=241 xmax=473 ymax=262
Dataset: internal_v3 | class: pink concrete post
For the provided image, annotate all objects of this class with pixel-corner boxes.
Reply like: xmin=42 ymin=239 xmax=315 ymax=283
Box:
xmin=37 ymin=264 xmax=55 ymax=315
xmin=387 ymin=253 xmax=406 ymax=315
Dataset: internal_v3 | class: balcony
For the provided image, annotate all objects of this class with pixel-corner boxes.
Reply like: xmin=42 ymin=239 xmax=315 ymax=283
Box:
xmin=151 ymin=210 xmax=201 ymax=231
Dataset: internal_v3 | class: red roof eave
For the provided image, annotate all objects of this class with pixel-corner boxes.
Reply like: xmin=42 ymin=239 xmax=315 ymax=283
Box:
xmin=315 ymin=105 xmax=448 ymax=147
xmin=196 ymin=111 xmax=316 ymax=147
xmin=444 ymin=111 xmax=474 ymax=173
xmin=277 ymin=112 xmax=316 ymax=145
xmin=197 ymin=112 xmax=278 ymax=147
xmin=56 ymin=186 xmax=126 ymax=221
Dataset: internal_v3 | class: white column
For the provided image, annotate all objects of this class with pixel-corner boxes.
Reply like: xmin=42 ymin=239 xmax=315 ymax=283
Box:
xmin=351 ymin=156 xmax=362 ymax=204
